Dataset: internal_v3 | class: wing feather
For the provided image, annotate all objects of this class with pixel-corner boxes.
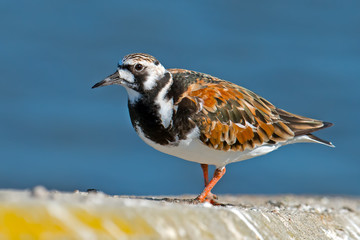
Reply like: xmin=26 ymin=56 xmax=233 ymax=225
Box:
xmin=171 ymin=69 xmax=332 ymax=151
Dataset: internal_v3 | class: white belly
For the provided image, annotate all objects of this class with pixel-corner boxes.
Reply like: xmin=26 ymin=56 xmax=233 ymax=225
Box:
xmin=135 ymin=126 xmax=282 ymax=168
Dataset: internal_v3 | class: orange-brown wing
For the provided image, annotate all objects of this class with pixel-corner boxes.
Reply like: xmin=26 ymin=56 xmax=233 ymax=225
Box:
xmin=175 ymin=78 xmax=295 ymax=151
xmin=171 ymin=69 xmax=331 ymax=151
xmin=175 ymin=75 xmax=315 ymax=152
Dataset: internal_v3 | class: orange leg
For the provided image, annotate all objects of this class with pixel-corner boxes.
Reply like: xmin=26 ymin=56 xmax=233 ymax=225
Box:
xmin=200 ymin=164 xmax=218 ymax=201
xmin=200 ymin=164 xmax=209 ymax=186
xmin=196 ymin=167 xmax=226 ymax=203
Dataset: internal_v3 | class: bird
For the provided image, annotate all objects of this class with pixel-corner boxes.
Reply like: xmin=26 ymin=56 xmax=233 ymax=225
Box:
xmin=92 ymin=53 xmax=334 ymax=204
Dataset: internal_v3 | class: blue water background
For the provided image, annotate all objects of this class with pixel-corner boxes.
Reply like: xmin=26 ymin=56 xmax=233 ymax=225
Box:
xmin=1 ymin=0 xmax=359 ymax=196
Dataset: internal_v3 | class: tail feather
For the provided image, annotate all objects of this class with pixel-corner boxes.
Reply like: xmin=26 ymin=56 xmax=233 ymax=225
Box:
xmin=306 ymin=133 xmax=335 ymax=147
xmin=276 ymin=108 xmax=334 ymax=147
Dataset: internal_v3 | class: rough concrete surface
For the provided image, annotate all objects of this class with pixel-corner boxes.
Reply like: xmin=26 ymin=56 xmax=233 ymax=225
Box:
xmin=0 ymin=186 xmax=359 ymax=239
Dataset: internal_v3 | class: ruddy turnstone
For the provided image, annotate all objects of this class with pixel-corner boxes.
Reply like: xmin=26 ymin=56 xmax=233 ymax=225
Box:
xmin=92 ymin=53 xmax=333 ymax=204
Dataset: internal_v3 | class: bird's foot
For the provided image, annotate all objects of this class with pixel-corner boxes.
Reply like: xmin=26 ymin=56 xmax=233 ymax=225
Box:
xmin=206 ymin=191 xmax=218 ymax=200
xmin=206 ymin=198 xmax=226 ymax=206
xmin=192 ymin=196 xmax=224 ymax=206
xmin=193 ymin=191 xmax=222 ymax=205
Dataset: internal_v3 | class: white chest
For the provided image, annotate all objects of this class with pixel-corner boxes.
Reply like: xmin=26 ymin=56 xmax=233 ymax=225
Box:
xmin=134 ymin=125 xmax=282 ymax=168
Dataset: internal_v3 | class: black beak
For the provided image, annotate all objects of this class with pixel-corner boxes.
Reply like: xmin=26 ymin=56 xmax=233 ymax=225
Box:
xmin=92 ymin=71 xmax=121 ymax=89
xmin=92 ymin=80 xmax=106 ymax=89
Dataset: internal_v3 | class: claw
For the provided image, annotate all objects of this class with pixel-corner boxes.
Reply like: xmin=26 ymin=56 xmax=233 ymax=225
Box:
xmin=207 ymin=192 xmax=218 ymax=200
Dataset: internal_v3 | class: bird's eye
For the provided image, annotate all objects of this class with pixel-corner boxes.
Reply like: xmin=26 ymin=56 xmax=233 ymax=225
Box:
xmin=134 ymin=63 xmax=144 ymax=71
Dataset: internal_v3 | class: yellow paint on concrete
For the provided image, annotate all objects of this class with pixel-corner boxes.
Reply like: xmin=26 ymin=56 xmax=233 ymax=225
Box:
xmin=0 ymin=203 xmax=157 ymax=239
xmin=0 ymin=205 xmax=67 ymax=239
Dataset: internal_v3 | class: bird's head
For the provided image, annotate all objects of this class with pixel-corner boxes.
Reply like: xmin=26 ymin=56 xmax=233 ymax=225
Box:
xmin=92 ymin=53 xmax=168 ymax=101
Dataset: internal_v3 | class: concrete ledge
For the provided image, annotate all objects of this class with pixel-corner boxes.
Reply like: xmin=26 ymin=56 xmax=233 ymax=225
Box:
xmin=0 ymin=186 xmax=359 ymax=239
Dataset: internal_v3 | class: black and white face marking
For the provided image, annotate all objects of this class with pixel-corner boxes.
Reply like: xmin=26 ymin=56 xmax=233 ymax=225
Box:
xmin=92 ymin=53 xmax=167 ymax=103
xmin=120 ymin=54 xmax=167 ymax=91
xmin=92 ymin=53 xmax=174 ymax=129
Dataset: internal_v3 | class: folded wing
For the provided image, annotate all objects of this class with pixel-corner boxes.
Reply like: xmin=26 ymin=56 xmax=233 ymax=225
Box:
xmin=174 ymin=74 xmax=333 ymax=151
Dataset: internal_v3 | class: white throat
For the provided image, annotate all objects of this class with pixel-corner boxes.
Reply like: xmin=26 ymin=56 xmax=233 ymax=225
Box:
xmin=125 ymin=87 xmax=142 ymax=104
